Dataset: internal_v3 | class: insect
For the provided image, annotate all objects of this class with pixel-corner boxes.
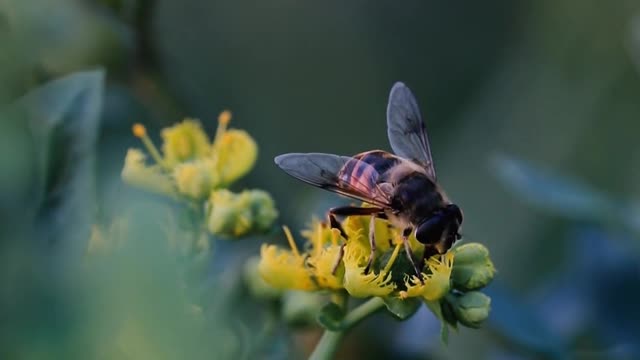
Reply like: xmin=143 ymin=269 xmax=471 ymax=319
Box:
xmin=275 ymin=82 xmax=462 ymax=280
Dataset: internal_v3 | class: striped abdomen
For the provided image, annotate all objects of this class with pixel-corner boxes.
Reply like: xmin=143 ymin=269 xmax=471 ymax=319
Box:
xmin=337 ymin=150 xmax=399 ymax=196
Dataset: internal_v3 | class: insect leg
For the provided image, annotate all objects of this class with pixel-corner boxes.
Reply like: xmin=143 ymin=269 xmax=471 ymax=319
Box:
xmin=402 ymin=227 xmax=424 ymax=284
xmin=328 ymin=206 xmax=384 ymax=274
xmin=328 ymin=206 xmax=384 ymax=239
xmin=364 ymin=213 xmax=377 ymax=274
xmin=330 ymin=243 xmax=346 ymax=275
xmin=329 ymin=213 xmax=348 ymax=239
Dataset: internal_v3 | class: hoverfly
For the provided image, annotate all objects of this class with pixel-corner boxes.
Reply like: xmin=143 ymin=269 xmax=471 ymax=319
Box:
xmin=275 ymin=82 xmax=462 ymax=279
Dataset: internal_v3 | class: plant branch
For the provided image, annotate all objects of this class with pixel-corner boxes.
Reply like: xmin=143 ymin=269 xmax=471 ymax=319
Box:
xmin=308 ymin=297 xmax=385 ymax=360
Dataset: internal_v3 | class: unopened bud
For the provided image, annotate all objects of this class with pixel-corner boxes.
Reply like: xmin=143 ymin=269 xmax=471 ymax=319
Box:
xmin=281 ymin=291 xmax=325 ymax=327
xmin=206 ymin=189 xmax=278 ymax=237
xmin=451 ymin=243 xmax=495 ymax=291
xmin=448 ymin=291 xmax=491 ymax=328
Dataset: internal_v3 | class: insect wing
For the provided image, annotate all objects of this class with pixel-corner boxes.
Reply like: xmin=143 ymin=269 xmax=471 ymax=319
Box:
xmin=386 ymin=82 xmax=437 ymax=180
xmin=274 ymin=152 xmax=391 ymax=207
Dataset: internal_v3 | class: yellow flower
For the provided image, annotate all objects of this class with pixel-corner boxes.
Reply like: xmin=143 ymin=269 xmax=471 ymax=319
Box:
xmin=307 ymin=243 xmax=344 ymax=290
xmin=258 ymin=227 xmax=317 ymax=291
xmin=213 ymin=129 xmax=258 ymax=186
xmin=206 ymin=110 xmax=258 ymax=186
xmin=173 ymin=160 xmax=219 ymax=199
xmin=161 ymin=119 xmax=210 ymax=167
xmin=400 ymin=252 xmax=454 ymax=301
xmin=121 ymin=149 xmax=175 ymax=196
xmin=300 ymin=220 xmax=345 ymax=289
xmin=342 ymin=242 xmax=396 ymax=298
xmin=343 ymin=214 xmax=396 ymax=253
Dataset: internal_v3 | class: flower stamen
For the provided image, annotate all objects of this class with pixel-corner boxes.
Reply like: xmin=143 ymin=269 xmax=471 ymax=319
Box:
xmin=382 ymin=242 xmax=402 ymax=275
xmin=132 ymin=123 xmax=166 ymax=168
xmin=214 ymin=110 xmax=232 ymax=145
xmin=283 ymin=226 xmax=301 ymax=258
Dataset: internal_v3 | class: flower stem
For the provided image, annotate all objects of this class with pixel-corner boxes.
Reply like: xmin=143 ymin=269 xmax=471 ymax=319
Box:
xmin=308 ymin=297 xmax=385 ymax=360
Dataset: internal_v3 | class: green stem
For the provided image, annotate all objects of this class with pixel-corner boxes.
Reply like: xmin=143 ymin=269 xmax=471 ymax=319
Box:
xmin=308 ymin=297 xmax=385 ymax=360
xmin=330 ymin=290 xmax=348 ymax=311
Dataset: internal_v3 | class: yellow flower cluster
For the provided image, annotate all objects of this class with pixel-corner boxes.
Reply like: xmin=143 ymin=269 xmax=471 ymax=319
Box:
xmin=122 ymin=111 xmax=277 ymax=237
xmin=258 ymin=215 xmax=457 ymax=302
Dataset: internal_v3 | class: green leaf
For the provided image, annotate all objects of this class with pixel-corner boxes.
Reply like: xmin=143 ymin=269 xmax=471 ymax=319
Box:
xmin=492 ymin=154 xmax=614 ymax=222
xmin=3 ymin=70 xmax=105 ymax=253
xmin=440 ymin=321 xmax=449 ymax=345
xmin=440 ymin=299 xmax=459 ymax=328
xmin=485 ymin=285 xmax=568 ymax=358
xmin=316 ymin=302 xmax=345 ymax=331
xmin=382 ymin=296 xmax=421 ymax=320
xmin=424 ymin=299 xmax=443 ymax=320
xmin=425 ymin=299 xmax=456 ymax=345
xmin=493 ymin=154 xmax=640 ymax=246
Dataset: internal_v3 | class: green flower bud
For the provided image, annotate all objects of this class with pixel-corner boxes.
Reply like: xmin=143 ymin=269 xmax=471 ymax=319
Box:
xmin=206 ymin=189 xmax=248 ymax=236
xmin=121 ymin=149 xmax=176 ymax=196
xmin=206 ymin=189 xmax=278 ymax=238
xmin=281 ymin=291 xmax=326 ymax=327
xmin=161 ymin=119 xmax=210 ymax=167
xmin=248 ymin=190 xmax=279 ymax=231
xmin=448 ymin=291 xmax=491 ymax=328
xmin=243 ymin=256 xmax=282 ymax=301
xmin=451 ymin=243 xmax=495 ymax=291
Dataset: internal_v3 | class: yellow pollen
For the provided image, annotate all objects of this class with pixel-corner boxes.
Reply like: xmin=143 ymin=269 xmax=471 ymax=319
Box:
xmin=214 ymin=110 xmax=232 ymax=146
xmin=221 ymin=133 xmax=233 ymax=145
xmin=132 ymin=123 xmax=146 ymax=138
xmin=282 ymin=226 xmax=301 ymax=258
xmin=218 ymin=110 xmax=232 ymax=126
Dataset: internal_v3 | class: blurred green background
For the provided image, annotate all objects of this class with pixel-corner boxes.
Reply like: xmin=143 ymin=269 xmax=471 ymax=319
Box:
xmin=2 ymin=0 xmax=640 ymax=359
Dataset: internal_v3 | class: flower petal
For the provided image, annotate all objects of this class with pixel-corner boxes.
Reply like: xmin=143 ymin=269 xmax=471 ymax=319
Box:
xmin=161 ymin=119 xmax=210 ymax=166
xmin=401 ymin=252 xmax=454 ymax=301
xmin=258 ymin=244 xmax=317 ymax=291
xmin=121 ymin=149 xmax=175 ymax=196
xmin=342 ymin=243 xmax=395 ymax=297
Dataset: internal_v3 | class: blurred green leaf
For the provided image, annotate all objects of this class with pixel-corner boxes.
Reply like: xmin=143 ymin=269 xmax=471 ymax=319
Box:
xmin=317 ymin=302 xmax=345 ymax=331
xmin=485 ymin=286 xmax=568 ymax=359
xmin=382 ymin=296 xmax=421 ymax=321
xmin=7 ymin=69 xmax=104 ymax=251
xmin=492 ymin=154 xmax=614 ymax=220
xmin=493 ymin=155 xmax=640 ymax=240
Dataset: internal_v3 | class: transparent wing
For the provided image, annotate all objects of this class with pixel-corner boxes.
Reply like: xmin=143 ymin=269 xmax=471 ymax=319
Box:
xmin=386 ymin=82 xmax=436 ymax=180
xmin=274 ymin=152 xmax=392 ymax=208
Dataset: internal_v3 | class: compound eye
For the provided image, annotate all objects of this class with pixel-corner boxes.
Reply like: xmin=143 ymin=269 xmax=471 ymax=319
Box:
xmin=448 ymin=204 xmax=463 ymax=224
xmin=415 ymin=215 xmax=444 ymax=245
